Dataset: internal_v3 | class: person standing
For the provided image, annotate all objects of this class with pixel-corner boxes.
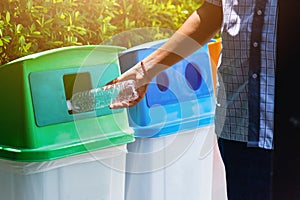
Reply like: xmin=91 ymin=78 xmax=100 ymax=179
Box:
xmin=215 ymin=0 xmax=277 ymax=199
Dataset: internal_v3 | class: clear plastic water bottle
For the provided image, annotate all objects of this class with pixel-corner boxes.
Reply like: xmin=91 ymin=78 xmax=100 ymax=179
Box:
xmin=68 ymin=79 xmax=138 ymax=113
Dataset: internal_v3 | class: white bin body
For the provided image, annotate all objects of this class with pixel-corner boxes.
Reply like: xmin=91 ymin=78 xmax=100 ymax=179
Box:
xmin=0 ymin=145 xmax=127 ymax=200
xmin=125 ymin=126 xmax=227 ymax=200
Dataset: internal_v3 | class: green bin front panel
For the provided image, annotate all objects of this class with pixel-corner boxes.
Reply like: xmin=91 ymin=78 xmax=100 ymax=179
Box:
xmin=29 ymin=64 xmax=121 ymax=126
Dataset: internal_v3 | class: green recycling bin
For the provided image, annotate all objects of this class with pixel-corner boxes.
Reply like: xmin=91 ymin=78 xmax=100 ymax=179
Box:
xmin=0 ymin=45 xmax=134 ymax=200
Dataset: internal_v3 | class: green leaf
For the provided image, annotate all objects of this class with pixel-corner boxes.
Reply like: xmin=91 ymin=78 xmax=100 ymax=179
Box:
xmin=60 ymin=13 xmax=66 ymax=19
xmin=6 ymin=12 xmax=10 ymax=24
xmin=36 ymin=19 xmax=42 ymax=26
xmin=2 ymin=36 xmax=11 ymax=43
xmin=52 ymin=41 xmax=64 ymax=45
xmin=16 ymin=24 xmax=23 ymax=33
xmin=69 ymin=16 xmax=72 ymax=25
xmin=75 ymin=11 xmax=80 ymax=19
xmin=45 ymin=18 xmax=54 ymax=25
xmin=25 ymin=43 xmax=31 ymax=50
xmin=19 ymin=35 xmax=25 ymax=45
xmin=0 ymin=39 xmax=3 ymax=46
xmin=32 ymin=31 xmax=41 ymax=35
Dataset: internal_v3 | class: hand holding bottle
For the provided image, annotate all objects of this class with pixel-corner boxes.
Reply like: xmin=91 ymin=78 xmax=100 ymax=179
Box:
xmin=107 ymin=61 xmax=152 ymax=109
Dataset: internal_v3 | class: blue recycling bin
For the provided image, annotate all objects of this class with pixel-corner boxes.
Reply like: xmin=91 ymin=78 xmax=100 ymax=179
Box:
xmin=119 ymin=39 xmax=227 ymax=200
xmin=119 ymin=39 xmax=215 ymax=138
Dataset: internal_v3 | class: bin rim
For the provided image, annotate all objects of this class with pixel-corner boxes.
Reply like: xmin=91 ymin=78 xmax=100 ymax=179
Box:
xmin=119 ymin=39 xmax=168 ymax=55
xmin=1 ymin=45 xmax=127 ymax=68
xmin=0 ymin=131 xmax=134 ymax=162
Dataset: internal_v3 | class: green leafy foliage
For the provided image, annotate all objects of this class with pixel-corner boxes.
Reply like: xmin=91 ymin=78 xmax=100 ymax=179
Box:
xmin=0 ymin=0 xmax=203 ymax=65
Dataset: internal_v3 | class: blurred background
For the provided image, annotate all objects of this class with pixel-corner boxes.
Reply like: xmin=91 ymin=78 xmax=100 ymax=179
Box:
xmin=0 ymin=0 xmax=211 ymax=66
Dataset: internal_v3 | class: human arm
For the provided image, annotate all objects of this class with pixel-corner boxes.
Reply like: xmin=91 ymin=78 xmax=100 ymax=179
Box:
xmin=109 ymin=2 xmax=223 ymax=109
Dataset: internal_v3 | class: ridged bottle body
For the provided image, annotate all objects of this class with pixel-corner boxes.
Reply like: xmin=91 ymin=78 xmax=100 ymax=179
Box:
xmin=69 ymin=80 xmax=138 ymax=112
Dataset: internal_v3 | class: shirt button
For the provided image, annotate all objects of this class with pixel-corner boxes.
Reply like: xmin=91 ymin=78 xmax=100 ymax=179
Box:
xmin=257 ymin=9 xmax=263 ymax=15
xmin=252 ymin=73 xmax=258 ymax=79
xmin=253 ymin=42 xmax=259 ymax=47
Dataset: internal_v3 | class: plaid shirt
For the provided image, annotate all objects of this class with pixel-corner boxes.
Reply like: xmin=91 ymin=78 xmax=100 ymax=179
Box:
xmin=206 ymin=0 xmax=277 ymax=149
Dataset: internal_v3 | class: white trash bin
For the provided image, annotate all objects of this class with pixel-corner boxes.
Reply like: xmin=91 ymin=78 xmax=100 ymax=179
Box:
xmin=0 ymin=145 xmax=128 ymax=200
xmin=119 ymin=39 xmax=227 ymax=200
xmin=125 ymin=125 xmax=227 ymax=200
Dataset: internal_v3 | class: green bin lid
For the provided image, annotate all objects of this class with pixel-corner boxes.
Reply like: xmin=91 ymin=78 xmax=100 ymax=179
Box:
xmin=0 ymin=45 xmax=134 ymax=162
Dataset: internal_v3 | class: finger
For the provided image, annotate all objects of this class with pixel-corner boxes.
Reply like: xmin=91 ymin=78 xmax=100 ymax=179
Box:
xmin=102 ymin=84 xmax=113 ymax=90
xmin=109 ymin=101 xmax=130 ymax=109
xmin=109 ymin=93 xmax=144 ymax=109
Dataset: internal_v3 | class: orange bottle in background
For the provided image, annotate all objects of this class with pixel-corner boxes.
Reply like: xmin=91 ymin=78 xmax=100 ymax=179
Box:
xmin=208 ymin=38 xmax=222 ymax=96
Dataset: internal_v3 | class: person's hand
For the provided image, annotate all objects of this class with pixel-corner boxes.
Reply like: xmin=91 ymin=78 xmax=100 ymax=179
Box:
xmin=106 ymin=61 xmax=151 ymax=109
